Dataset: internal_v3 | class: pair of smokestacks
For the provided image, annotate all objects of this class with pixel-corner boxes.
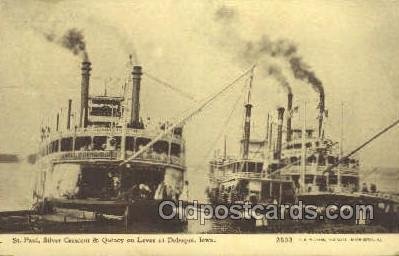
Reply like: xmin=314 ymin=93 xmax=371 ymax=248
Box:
xmin=79 ymin=59 xmax=143 ymax=128
xmin=243 ymin=93 xmax=291 ymax=160
xmin=242 ymin=91 xmax=323 ymax=160
xmin=274 ymin=92 xmax=324 ymax=159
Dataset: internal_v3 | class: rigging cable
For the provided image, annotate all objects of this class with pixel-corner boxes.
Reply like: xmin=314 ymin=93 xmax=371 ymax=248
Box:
xmin=118 ymin=65 xmax=256 ymax=167
xmin=323 ymin=117 xmax=399 ymax=174
xmin=193 ymin=83 xmax=247 ymax=172
xmin=143 ymin=72 xmax=197 ymax=102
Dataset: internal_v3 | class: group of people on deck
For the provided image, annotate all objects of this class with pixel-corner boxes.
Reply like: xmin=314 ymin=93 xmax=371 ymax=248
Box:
xmin=102 ymin=171 xmax=181 ymax=202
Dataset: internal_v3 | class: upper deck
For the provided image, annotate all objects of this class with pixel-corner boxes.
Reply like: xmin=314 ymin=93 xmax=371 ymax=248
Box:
xmin=38 ymin=126 xmax=185 ymax=170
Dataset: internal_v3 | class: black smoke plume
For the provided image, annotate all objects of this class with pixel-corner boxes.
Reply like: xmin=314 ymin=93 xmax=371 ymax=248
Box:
xmin=61 ymin=28 xmax=89 ymax=61
xmin=213 ymin=5 xmax=324 ymax=98
xmin=43 ymin=28 xmax=89 ymax=61
xmin=268 ymin=65 xmax=291 ymax=94
xmin=289 ymin=56 xmax=324 ymax=97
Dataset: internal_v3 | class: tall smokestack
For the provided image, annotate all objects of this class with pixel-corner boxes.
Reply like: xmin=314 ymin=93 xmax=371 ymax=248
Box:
xmin=318 ymin=93 xmax=325 ymax=138
xmin=131 ymin=66 xmax=142 ymax=128
xmin=80 ymin=59 xmax=91 ymax=128
xmin=67 ymin=99 xmax=72 ymax=130
xmin=242 ymin=103 xmax=253 ymax=159
xmin=275 ymin=107 xmax=285 ymax=159
xmin=286 ymin=93 xmax=293 ymax=142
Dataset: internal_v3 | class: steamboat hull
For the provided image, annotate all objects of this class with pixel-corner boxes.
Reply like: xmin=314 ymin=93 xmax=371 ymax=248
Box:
xmin=49 ymin=199 xmax=187 ymax=225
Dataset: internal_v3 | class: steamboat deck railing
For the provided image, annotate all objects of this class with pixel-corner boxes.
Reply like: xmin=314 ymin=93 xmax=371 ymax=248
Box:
xmin=221 ymin=172 xmax=267 ymax=180
xmin=47 ymin=150 xmax=184 ymax=167
xmin=46 ymin=126 xmax=183 ymax=142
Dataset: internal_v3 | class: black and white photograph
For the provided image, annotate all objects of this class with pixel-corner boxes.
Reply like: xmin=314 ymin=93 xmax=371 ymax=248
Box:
xmin=0 ymin=0 xmax=398 ymax=255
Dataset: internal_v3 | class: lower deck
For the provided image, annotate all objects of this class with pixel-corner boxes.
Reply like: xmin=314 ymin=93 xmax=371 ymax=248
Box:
xmin=34 ymin=161 xmax=186 ymax=207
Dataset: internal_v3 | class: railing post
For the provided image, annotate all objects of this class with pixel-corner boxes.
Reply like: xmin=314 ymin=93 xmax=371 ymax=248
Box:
xmin=168 ymin=135 xmax=172 ymax=164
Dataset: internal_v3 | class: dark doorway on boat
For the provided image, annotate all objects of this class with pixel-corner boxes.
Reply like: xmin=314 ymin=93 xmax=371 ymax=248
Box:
xmin=77 ymin=165 xmax=120 ymax=199
xmin=120 ymin=166 xmax=164 ymax=199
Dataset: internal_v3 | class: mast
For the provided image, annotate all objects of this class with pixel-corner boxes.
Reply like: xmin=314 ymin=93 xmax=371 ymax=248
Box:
xmin=223 ymin=135 xmax=227 ymax=160
xmin=264 ymin=113 xmax=270 ymax=159
xmin=318 ymin=93 xmax=325 ymax=138
xmin=286 ymin=93 xmax=293 ymax=142
xmin=67 ymin=99 xmax=72 ymax=130
xmin=242 ymin=69 xmax=254 ymax=159
xmin=268 ymin=122 xmax=273 ymax=152
xmin=56 ymin=113 xmax=59 ymax=132
xmin=300 ymin=101 xmax=307 ymax=193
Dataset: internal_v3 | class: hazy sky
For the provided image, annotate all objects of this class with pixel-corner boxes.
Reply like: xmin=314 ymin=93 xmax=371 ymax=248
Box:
xmin=1 ymin=0 xmax=399 ymax=199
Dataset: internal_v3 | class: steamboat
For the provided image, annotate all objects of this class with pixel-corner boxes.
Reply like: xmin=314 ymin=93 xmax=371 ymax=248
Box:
xmin=32 ymin=56 xmax=188 ymax=227
xmin=207 ymin=69 xmax=399 ymax=231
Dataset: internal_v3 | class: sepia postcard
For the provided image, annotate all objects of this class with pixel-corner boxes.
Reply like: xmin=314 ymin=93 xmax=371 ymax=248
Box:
xmin=0 ymin=0 xmax=398 ymax=255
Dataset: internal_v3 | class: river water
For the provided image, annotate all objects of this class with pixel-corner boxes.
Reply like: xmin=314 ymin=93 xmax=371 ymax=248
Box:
xmin=0 ymin=162 xmax=35 ymax=212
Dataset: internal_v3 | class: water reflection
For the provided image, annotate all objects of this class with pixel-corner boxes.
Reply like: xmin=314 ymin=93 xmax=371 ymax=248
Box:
xmin=0 ymin=162 xmax=34 ymax=211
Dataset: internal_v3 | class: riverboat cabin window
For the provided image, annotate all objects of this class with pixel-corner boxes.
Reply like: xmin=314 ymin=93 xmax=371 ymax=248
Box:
xmin=50 ymin=140 xmax=59 ymax=153
xmin=171 ymin=143 xmax=181 ymax=157
xmin=89 ymin=98 xmax=121 ymax=117
xmin=318 ymin=155 xmax=326 ymax=166
xmin=112 ymin=136 xmax=121 ymax=150
xmin=61 ymin=137 xmax=73 ymax=152
xmin=93 ymin=136 xmax=107 ymax=150
xmin=233 ymin=162 xmax=239 ymax=172
xmin=135 ymin=137 xmax=151 ymax=151
xmin=88 ymin=96 xmax=123 ymax=127
xmin=243 ymin=161 xmax=262 ymax=173
xmin=153 ymin=141 xmax=169 ymax=154
xmin=307 ymin=155 xmax=316 ymax=164
xmin=235 ymin=162 xmax=242 ymax=172
xmin=329 ymin=175 xmax=338 ymax=184
xmin=328 ymin=156 xmax=337 ymax=165
xmin=316 ymin=176 xmax=327 ymax=191
xmin=305 ymin=175 xmax=314 ymax=184
xmin=247 ymin=162 xmax=256 ymax=172
xmin=126 ymin=136 xmax=135 ymax=151
xmin=75 ymin=136 xmax=92 ymax=151
xmin=256 ymin=162 xmax=263 ymax=172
